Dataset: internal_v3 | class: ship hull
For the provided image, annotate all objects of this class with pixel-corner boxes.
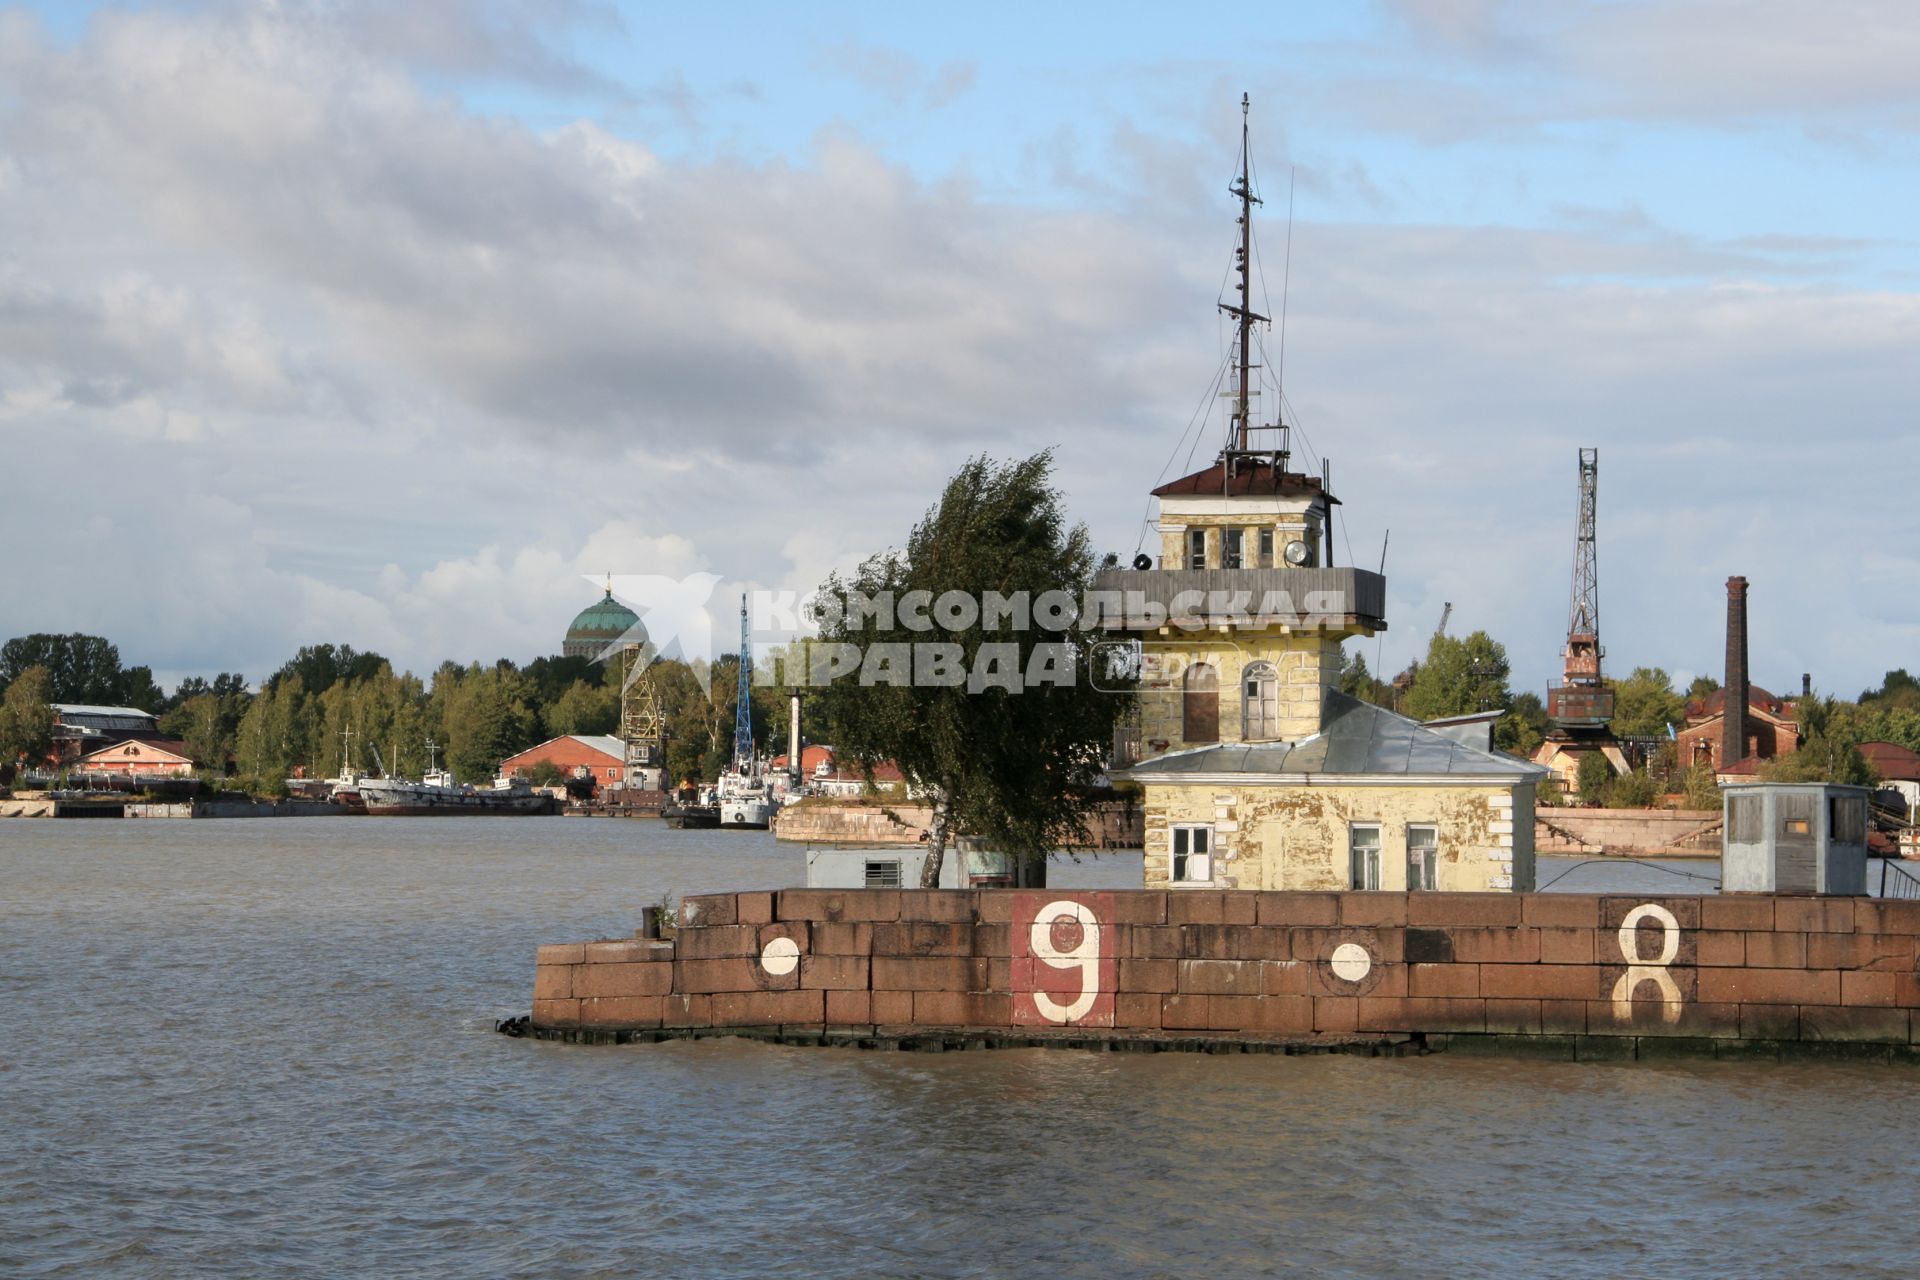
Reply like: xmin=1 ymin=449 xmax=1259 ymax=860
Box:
xmin=357 ymin=781 xmax=557 ymax=816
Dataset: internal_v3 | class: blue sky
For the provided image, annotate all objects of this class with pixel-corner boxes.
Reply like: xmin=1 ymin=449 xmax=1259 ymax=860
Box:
xmin=3 ymin=0 xmax=1918 ymax=699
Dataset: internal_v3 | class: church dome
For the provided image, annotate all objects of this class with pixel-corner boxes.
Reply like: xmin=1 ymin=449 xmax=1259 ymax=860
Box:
xmin=564 ymin=588 xmax=643 ymax=661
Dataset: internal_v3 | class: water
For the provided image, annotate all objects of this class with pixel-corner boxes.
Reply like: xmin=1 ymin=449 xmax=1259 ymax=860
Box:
xmin=2 ymin=819 xmax=1914 ymax=1278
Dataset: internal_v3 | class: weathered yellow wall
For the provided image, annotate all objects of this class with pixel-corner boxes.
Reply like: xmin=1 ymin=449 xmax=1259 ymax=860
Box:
xmin=1141 ymin=780 xmax=1536 ymax=893
xmin=1157 ymin=511 xmax=1320 ymax=569
xmin=1139 ymin=631 xmax=1344 ymax=748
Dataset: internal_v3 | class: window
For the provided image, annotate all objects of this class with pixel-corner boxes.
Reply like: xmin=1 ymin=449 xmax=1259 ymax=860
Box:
xmin=1242 ymin=662 xmax=1279 ymax=740
xmin=1223 ymin=528 xmax=1245 ymax=569
xmin=1407 ymin=824 xmax=1438 ymax=891
xmin=1830 ymin=795 xmax=1866 ymax=843
xmin=1171 ymin=825 xmax=1212 ymax=882
xmin=1187 ymin=528 xmax=1207 ymax=570
xmin=1258 ymin=528 xmax=1275 ymax=568
xmin=1349 ymin=824 xmax=1382 ymax=890
xmin=1182 ymin=662 xmax=1220 ymax=743
xmin=864 ymin=859 xmax=902 ymax=888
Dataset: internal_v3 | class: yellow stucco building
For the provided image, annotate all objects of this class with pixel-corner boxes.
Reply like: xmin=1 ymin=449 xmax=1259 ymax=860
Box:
xmin=1097 ymin=454 xmax=1545 ymax=893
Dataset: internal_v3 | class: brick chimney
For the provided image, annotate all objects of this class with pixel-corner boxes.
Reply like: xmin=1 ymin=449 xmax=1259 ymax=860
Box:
xmin=1722 ymin=576 xmax=1749 ymax=767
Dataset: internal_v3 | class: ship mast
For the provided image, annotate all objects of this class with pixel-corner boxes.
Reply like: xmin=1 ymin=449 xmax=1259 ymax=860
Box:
xmin=1222 ymin=92 xmax=1267 ymax=460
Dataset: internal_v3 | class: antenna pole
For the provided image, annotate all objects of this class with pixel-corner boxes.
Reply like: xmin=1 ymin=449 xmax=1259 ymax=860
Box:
xmin=1220 ymin=93 xmax=1264 ymax=455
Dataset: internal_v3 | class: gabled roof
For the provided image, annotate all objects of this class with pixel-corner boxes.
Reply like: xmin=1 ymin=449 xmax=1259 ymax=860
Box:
xmin=1152 ymin=459 xmax=1337 ymax=502
xmin=1687 ymin=685 xmax=1791 ymax=720
xmin=73 ymin=737 xmax=192 ymax=764
xmin=501 ymin=734 xmax=627 ymax=763
xmin=1122 ymin=689 xmax=1545 ymax=782
xmin=1859 ymin=740 xmax=1920 ymax=782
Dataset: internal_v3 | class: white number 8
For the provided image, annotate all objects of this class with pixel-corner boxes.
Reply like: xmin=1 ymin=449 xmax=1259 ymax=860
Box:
xmin=1029 ymin=899 xmax=1102 ymax=1024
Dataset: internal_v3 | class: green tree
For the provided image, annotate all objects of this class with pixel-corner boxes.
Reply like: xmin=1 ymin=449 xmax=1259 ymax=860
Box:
xmin=438 ymin=664 xmax=535 ymax=782
xmin=235 ymin=675 xmax=308 ymax=786
xmin=813 ymin=452 xmax=1128 ymax=887
xmin=268 ymin=643 xmax=389 ymax=697
xmin=1401 ymin=630 xmax=1513 ymax=722
xmin=1576 ymin=750 xmax=1612 ymax=805
xmin=1609 ymin=666 xmax=1685 ymax=738
xmin=1604 ymin=768 xmax=1656 ymax=809
xmin=0 ymin=665 xmax=57 ymax=771
xmin=1685 ymin=673 xmax=1720 ymax=703
xmin=1860 ymin=669 xmax=1920 ymax=712
xmin=546 ymin=678 xmax=619 ymax=736
xmin=525 ymin=759 xmax=568 ymax=787
xmin=160 ymin=692 xmax=243 ymax=775
xmin=1763 ymin=693 xmax=1873 ymax=785
xmin=1501 ymin=691 xmax=1547 ymax=757
xmin=0 ymin=633 xmax=126 ymax=704
xmin=1337 ymin=648 xmax=1394 ymax=707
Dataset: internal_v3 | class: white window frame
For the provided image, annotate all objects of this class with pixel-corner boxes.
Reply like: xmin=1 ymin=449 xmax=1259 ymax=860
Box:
xmin=1258 ymin=528 xmax=1275 ymax=568
xmin=1223 ymin=527 xmax=1245 ymax=569
xmin=1187 ymin=528 xmax=1207 ymax=570
xmin=1407 ymin=823 xmax=1439 ymax=892
xmin=1170 ymin=824 xmax=1214 ymax=883
xmin=1349 ymin=823 xmax=1382 ymax=891
xmin=1242 ymin=661 xmax=1279 ymax=741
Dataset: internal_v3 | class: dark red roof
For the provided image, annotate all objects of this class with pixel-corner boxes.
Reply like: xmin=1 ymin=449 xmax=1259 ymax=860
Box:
xmin=1688 ymin=684 xmax=1790 ymax=719
xmin=1859 ymin=741 xmax=1920 ymax=782
xmin=1152 ymin=459 xmax=1336 ymax=501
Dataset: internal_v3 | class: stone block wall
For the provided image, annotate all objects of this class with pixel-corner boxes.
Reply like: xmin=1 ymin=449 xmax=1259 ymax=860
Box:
xmin=529 ymin=890 xmax=1920 ymax=1050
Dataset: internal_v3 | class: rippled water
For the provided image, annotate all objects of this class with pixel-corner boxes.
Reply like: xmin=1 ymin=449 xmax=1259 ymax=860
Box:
xmin=3 ymin=818 xmax=1914 ymax=1278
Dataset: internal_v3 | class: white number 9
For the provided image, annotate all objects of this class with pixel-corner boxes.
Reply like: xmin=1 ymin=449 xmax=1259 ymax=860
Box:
xmin=1029 ymin=899 xmax=1102 ymax=1024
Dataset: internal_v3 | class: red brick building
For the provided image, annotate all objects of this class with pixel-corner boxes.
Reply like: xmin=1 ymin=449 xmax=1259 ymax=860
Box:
xmin=1676 ymin=684 xmax=1799 ymax=772
xmin=500 ymin=735 xmax=627 ymax=787
xmin=72 ymin=738 xmax=195 ymax=777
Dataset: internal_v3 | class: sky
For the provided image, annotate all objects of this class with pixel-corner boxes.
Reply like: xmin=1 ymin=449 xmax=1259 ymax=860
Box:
xmin=2 ymin=0 xmax=1918 ymax=699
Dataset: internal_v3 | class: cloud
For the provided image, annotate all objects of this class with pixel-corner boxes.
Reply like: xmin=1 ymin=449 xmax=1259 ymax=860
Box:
xmin=814 ymin=39 xmax=978 ymax=110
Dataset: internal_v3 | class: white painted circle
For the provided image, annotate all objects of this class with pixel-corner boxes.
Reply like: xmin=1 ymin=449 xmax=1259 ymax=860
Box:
xmin=1329 ymin=942 xmax=1372 ymax=983
xmin=760 ymin=936 xmax=801 ymax=976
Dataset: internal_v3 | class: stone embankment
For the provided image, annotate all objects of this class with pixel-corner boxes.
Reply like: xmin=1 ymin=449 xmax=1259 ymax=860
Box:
xmin=1534 ymin=806 xmax=1722 ymax=857
xmin=522 ymin=888 xmax=1920 ymax=1062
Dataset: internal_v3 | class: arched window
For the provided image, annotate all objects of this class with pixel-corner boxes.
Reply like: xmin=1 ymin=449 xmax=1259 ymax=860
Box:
xmin=1183 ymin=662 xmax=1219 ymax=743
xmin=1242 ymin=662 xmax=1279 ymax=740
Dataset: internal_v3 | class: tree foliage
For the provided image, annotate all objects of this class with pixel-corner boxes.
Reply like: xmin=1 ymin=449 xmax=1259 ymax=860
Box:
xmin=1762 ymin=693 xmax=1873 ymax=786
xmin=1576 ymin=750 xmax=1612 ymax=805
xmin=0 ymin=665 xmax=57 ymax=770
xmin=0 ymin=633 xmax=146 ymax=706
xmin=813 ymin=452 xmax=1128 ymax=886
xmin=1609 ymin=666 xmax=1685 ymax=738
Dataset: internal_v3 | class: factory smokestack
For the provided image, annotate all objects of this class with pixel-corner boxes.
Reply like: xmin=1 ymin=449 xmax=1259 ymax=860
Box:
xmin=1723 ymin=576 xmax=1750 ymax=767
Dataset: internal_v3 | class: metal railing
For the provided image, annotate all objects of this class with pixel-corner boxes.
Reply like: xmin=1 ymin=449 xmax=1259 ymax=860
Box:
xmin=1879 ymin=857 xmax=1920 ymax=900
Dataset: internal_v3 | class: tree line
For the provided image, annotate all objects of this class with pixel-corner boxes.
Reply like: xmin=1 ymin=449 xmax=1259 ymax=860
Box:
xmin=0 ymin=633 xmax=796 ymax=793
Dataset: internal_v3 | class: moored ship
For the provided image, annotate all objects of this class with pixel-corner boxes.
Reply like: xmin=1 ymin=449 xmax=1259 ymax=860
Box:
xmin=357 ymin=768 xmax=558 ymax=816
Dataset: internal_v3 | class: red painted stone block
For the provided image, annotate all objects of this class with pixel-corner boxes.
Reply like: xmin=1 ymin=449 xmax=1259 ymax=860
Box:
xmin=533 ymin=965 xmax=574 ymax=1001
xmin=1256 ymin=891 xmax=1340 ymax=928
xmin=1797 ymin=1005 xmax=1910 ymax=1043
xmin=711 ymin=988 xmax=824 ymax=1027
xmin=678 ymin=956 xmax=796 ymax=994
xmin=799 ymin=954 xmax=870 ymax=991
xmin=1128 ymin=926 xmax=1185 ymax=958
xmin=975 ymin=893 xmax=1015 ymax=924
xmin=1841 ymin=970 xmax=1898 ymax=1007
xmin=899 ymin=890 xmax=977 ymax=922
xmin=1160 ymin=993 xmax=1212 ymax=1030
xmin=1208 ymin=995 xmax=1313 ymax=1035
xmin=575 ymin=961 xmax=674 ymax=999
xmin=1738 ymin=1003 xmax=1799 ymax=1041
xmin=871 ymin=956 xmax=985 ymax=992
xmin=1010 ymin=893 xmax=1116 ymax=1028
xmin=870 ymin=990 xmax=913 ymax=1025
xmin=679 ymin=894 xmax=737 ymax=928
xmin=1807 ymin=931 xmax=1918 ymax=972
xmin=1522 ymin=895 xmax=1600 ymax=929
xmin=1478 ymin=964 xmax=1602 ymax=1001
xmin=1600 ymin=896 xmax=1701 ymax=932
xmin=969 ymin=924 xmax=1011 ymax=957
xmin=660 ymin=993 xmax=711 ymax=1028
xmin=1693 ymin=931 xmax=1746 ymax=967
xmin=1408 ymin=963 xmax=1480 ymax=999
xmin=1340 ymin=894 xmax=1408 ymax=928
xmin=1742 ymin=931 xmax=1806 ymax=968
xmin=1537 ymin=928 xmax=1596 ymax=965
xmin=1178 ymin=958 xmax=1263 ymax=997
xmin=1773 ymin=897 xmax=1854 ymax=934
xmin=1291 ymin=926 xmax=1402 ymax=965
xmin=532 ymin=998 xmax=580 ymax=1028
xmin=1166 ymin=891 xmax=1226 ymax=926
xmin=967 ymin=992 xmax=1012 ymax=1027
xmin=1540 ymin=999 xmax=1587 ymax=1035
xmin=1444 ymin=927 xmax=1541 ymax=965
xmin=810 ymin=922 xmax=873 ymax=956
xmin=1484 ymin=998 xmax=1543 ymax=1035
xmin=1407 ymin=894 xmax=1522 ymax=928
xmin=1855 ymin=899 xmax=1920 ymax=935
xmin=674 ymin=925 xmax=761 ymax=960
xmin=826 ymin=989 xmax=871 ymax=1025
xmin=1700 ymin=896 xmax=1774 ymax=932
xmin=537 ymin=943 xmax=586 ymax=966
xmin=1120 ymin=958 xmax=1178 ymax=993
xmin=872 ymin=921 xmax=973 ymax=956
xmin=1308 ymin=960 xmax=1407 ymax=1000
xmin=1230 ymin=926 xmax=1294 ymax=962
xmin=776 ymin=889 xmax=901 ymax=923
xmin=1355 ymin=997 xmax=1485 ymax=1033
xmin=1114 ymin=991 xmax=1163 ymax=1029
xmin=735 ymin=891 xmax=775 ymax=926
xmin=1312 ymin=996 xmax=1359 ymax=1033
xmin=1220 ymin=894 xmax=1258 ymax=925
xmin=911 ymin=989 xmax=970 ymax=1026
xmin=1108 ymin=893 xmax=1169 ymax=926
xmin=1698 ymin=967 xmax=1839 ymax=1006
xmin=581 ymin=996 xmax=664 ymax=1028
xmin=1178 ymin=925 xmax=1240 ymax=961
xmin=1260 ymin=960 xmax=1310 ymax=997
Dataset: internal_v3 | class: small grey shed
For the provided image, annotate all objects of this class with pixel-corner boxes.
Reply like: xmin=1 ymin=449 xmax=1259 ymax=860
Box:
xmin=1721 ymin=782 xmax=1870 ymax=895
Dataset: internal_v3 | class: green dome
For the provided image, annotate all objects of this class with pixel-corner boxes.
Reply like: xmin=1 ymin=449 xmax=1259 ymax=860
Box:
xmin=564 ymin=589 xmax=643 ymax=660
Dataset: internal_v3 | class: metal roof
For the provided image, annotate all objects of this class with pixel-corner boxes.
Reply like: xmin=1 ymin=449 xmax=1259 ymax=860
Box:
xmin=1152 ymin=459 xmax=1338 ymax=502
xmin=1123 ymin=689 xmax=1547 ymax=782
